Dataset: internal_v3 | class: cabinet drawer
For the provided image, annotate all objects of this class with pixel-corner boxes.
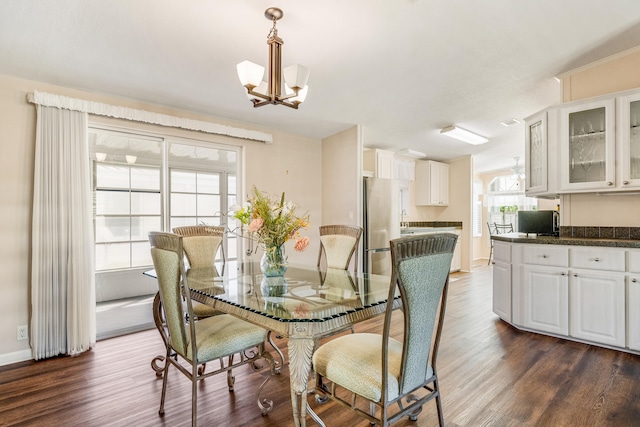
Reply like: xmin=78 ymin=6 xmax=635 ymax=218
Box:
xmin=521 ymin=245 xmax=568 ymax=267
xmin=629 ymin=251 xmax=640 ymax=273
xmin=570 ymin=248 xmax=625 ymax=272
xmin=493 ymin=241 xmax=511 ymax=263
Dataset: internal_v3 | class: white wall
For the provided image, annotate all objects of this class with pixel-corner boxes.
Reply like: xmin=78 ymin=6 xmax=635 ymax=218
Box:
xmin=0 ymin=73 xmax=322 ymax=364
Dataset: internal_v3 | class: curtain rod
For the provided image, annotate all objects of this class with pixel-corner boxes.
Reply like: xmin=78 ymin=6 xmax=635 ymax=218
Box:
xmin=26 ymin=90 xmax=273 ymax=144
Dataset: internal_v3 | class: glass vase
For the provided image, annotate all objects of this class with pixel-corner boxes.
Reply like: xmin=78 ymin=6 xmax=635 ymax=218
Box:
xmin=260 ymin=244 xmax=288 ymax=277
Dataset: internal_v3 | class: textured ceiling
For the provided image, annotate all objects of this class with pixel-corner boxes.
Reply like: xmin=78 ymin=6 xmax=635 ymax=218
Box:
xmin=1 ymin=0 xmax=640 ymax=173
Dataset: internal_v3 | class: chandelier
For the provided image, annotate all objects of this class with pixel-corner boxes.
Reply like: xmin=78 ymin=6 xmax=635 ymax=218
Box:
xmin=236 ymin=8 xmax=309 ymax=109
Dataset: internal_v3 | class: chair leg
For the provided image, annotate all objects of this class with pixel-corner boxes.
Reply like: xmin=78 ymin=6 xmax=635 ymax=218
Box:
xmin=434 ymin=378 xmax=444 ymax=427
xmin=488 ymin=243 xmax=493 ymax=265
xmin=192 ymin=365 xmax=198 ymax=427
xmin=159 ymin=349 xmax=171 ymax=416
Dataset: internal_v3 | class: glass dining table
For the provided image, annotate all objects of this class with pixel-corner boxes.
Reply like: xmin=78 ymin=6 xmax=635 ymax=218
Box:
xmin=147 ymin=260 xmax=397 ymax=427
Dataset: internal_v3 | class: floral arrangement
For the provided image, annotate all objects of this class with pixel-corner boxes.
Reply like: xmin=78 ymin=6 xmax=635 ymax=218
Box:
xmin=234 ymin=186 xmax=310 ymax=253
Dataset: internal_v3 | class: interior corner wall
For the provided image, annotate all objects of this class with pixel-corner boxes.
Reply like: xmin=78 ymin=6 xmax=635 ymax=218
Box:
xmin=559 ymin=48 xmax=640 ymax=227
xmin=0 ymin=72 xmax=322 ymax=364
xmin=321 ymin=126 xmax=362 ymax=227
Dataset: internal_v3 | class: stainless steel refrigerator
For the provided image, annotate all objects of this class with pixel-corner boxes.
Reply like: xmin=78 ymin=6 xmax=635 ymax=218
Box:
xmin=362 ymin=176 xmax=401 ymax=276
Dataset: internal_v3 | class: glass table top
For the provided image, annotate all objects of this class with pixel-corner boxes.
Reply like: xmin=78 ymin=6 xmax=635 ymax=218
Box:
xmin=182 ymin=260 xmax=394 ymax=323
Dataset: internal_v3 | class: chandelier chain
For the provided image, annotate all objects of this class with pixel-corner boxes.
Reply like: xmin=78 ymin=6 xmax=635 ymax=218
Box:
xmin=267 ymin=17 xmax=278 ymax=40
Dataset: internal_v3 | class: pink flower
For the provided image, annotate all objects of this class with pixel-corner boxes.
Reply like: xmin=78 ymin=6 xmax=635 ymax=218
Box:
xmin=249 ymin=218 xmax=264 ymax=232
xmin=294 ymin=236 xmax=310 ymax=252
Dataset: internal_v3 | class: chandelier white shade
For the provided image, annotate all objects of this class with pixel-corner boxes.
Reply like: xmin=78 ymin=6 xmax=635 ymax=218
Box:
xmin=440 ymin=125 xmax=488 ymax=145
xmin=237 ymin=8 xmax=309 ymax=109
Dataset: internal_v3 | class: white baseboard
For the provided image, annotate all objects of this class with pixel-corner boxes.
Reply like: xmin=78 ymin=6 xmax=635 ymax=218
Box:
xmin=0 ymin=349 xmax=33 ymax=367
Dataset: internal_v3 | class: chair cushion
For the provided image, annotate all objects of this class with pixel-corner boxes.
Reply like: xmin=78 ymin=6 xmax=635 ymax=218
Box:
xmin=186 ymin=314 xmax=267 ymax=363
xmin=313 ymin=333 xmax=433 ymax=402
xmin=192 ymin=301 xmax=223 ymax=318
xmin=320 ymin=235 xmax=357 ymax=269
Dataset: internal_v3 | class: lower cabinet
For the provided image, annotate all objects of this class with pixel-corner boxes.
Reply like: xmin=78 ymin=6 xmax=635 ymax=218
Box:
xmin=629 ymin=274 xmax=640 ymax=351
xmin=569 ymin=270 xmax=625 ymax=347
xmin=492 ymin=240 xmax=638 ymax=354
xmin=516 ymin=265 xmax=568 ymax=335
xmin=492 ymin=241 xmax=511 ymax=322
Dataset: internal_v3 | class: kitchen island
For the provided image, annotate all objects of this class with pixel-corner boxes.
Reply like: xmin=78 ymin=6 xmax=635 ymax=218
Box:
xmin=491 ymin=232 xmax=640 ymax=355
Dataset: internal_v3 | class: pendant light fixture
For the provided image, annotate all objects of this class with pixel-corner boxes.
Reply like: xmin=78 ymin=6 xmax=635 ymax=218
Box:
xmin=236 ymin=7 xmax=309 ymax=109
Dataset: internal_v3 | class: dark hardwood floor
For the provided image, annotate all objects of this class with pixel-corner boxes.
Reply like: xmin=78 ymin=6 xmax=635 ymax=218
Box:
xmin=2 ymin=264 xmax=640 ymax=426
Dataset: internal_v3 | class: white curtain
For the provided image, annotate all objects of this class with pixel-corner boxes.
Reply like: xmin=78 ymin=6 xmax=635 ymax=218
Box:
xmin=31 ymin=105 xmax=95 ymax=360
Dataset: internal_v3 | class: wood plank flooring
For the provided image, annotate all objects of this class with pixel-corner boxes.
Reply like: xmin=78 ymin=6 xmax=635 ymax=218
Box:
xmin=1 ymin=264 xmax=639 ymax=426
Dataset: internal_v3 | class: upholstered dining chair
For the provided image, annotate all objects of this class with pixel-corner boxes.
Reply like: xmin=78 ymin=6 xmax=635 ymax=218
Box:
xmin=317 ymin=225 xmax=363 ymax=273
xmin=148 ymin=232 xmax=276 ymax=427
xmin=312 ymin=232 xmax=458 ymax=426
xmin=173 ymin=225 xmax=226 ymax=319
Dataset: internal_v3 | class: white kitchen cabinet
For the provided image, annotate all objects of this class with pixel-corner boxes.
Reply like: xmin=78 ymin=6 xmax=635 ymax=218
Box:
xmin=363 ymin=149 xmax=395 ymax=179
xmin=569 ymin=270 xmax=625 ymax=347
xmin=514 ymin=244 xmax=569 ymax=334
xmin=617 ymin=91 xmax=640 ymax=189
xmin=558 ymin=98 xmax=616 ymax=192
xmin=491 ymin=240 xmax=511 ymax=321
xmin=517 ymin=265 xmax=569 ymax=334
xmin=627 ymin=274 xmax=640 ymax=351
xmin=415 ymin=160 xmax=449 ymax=206
xmin=525 ymin=110 xmax=549 ymax=195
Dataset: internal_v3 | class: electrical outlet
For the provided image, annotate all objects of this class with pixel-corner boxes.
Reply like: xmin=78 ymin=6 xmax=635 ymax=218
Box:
xmin=17 ymin=325 xmax=28 ymax=341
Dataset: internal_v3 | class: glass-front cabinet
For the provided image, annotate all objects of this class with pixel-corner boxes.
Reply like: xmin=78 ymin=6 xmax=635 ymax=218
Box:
xmin=559 ymin=98 xmax=616 ymax=192
xmin=617 ymin=92 xmax=640 ymax=189
xmin=525 ymin=110 xmax=548 ymax=195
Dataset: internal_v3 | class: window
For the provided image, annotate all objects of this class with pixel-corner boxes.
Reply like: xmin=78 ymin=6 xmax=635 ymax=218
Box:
xmin=485 ymin=175 xmax=537 ymax=231
xmin=89 ymin=128 xmax=240 ymax=271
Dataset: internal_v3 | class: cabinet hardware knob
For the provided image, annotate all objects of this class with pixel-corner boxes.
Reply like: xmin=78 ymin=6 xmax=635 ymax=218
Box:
xmin=574 ymin=274 xmax=578 ymax=277
xmin=633 ymin=278 xmax=637 ymax=283
xmin=607 ymin=182 xmax=613 ymax=186
xmin=594 ymin=258 xmax=600 ymax=262
xmin=623 ymin=180 xmax=629 ymax=185
xmin=561 ymin=272 xmax=566 ymax=276
xmin=542 ymin=255 xmax=547 ymax=258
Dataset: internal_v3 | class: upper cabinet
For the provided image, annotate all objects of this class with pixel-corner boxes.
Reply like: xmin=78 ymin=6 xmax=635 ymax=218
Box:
xmin=617 ymin=92 xmax=640 ymax=189
xmin=363 ymin=149 xmax=395 ymax=179
xmin=526 ymin=87 xmax=640 ymax=197
xmin=524 ymin=110 xmax=549 ymax=195
xmin=559 ymin=98 xmax=616 ymax=192
xmin=415 ymin=160 xmax=449 ymax=206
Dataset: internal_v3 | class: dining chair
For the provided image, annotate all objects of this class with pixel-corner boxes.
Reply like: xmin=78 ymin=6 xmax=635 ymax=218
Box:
xmin=173 ymin=225 xmax=226 ymax=319
xmin=317 ymin=225 xmax=363 ymax=273
xmin=312 ymin=232 xmax=458 ymax=426
xmin=148 ymin=231 xmax=276 ymax=427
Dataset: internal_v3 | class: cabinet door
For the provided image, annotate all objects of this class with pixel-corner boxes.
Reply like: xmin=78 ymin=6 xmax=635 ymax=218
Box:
xmin=628 ymin=274 xmax=640 ymax=351
xmin=569 ymin=270 xmax=625 ymax=347
xmin=517 ymin=265 xmax=568 ymax=335
xmin=525 ymin=110 xmax=548 ymax=194
xmin=415 ymin=160 xmax=448 ymax=206
xmin=436 ymin=162 xmax=449 ymax=205
xmin=492 ymin=261 xmax=511 ymax=321
xmin=617 ymin=92 xmax=640 ymax=189
xmin=376 ymin=150 xmax=395 ymax=179
xmin=559 ymin=98 xmax=616 ymax=191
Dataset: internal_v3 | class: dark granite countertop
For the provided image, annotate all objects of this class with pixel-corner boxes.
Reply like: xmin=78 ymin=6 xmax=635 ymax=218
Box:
xmin=491 ymin=232 xmax=640 ymax=249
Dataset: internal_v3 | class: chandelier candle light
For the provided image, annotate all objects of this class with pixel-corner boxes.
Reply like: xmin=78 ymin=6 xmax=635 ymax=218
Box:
xmin=236 ymin=7 xmax=309 ymax=109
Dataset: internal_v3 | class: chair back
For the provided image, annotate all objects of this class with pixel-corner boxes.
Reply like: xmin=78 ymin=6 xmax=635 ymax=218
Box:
xmin=149 ymin=231 xmax=190 ymax=358
xmin=386 ymin=232 xmax=457 ymax=397
xmin=173 ymin=225 xmax=226 ymax=270
xmin=493 ymin=223 xmax=514 ymax=234
xmin=317 ymin=225 xmax=363 ymax=271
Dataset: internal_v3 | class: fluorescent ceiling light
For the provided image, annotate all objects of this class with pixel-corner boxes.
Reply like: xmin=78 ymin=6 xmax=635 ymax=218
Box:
xmin=396 ymin=149 xmax=426 ymax=159
xmin=440 ymin=125 xmax=488 ymax=145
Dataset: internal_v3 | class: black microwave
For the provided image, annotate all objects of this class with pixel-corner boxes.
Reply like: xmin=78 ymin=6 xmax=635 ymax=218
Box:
xmin=517 ymin=210 xmax=559 ymax=236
